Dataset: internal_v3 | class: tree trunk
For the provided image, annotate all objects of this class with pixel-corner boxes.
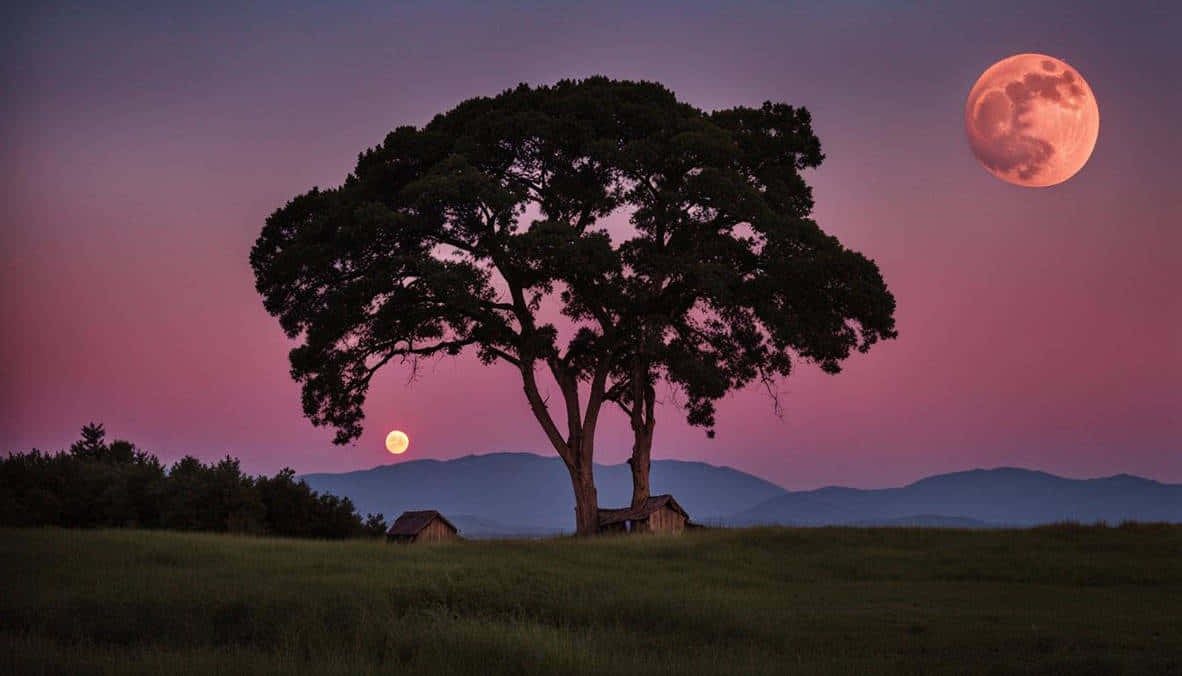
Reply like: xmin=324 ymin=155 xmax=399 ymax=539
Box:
xmin=628 ymin=428 xmax=652 ymax=509
xmin=570 ymin=463 xmax=600 ymax=536
xmin=566 ymin=431 xmax=599 ymax=536
xmin=518 ymin=359 xmax=600 ymax=535
xmin=627 ymin=361 xmax=656 ymax=510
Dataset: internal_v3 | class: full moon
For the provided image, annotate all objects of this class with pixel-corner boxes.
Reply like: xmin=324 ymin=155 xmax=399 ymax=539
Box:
xmin=385 ymin=430 xmax=410 ymax=455
xmin=965 ymin=53 xmax=1099 ymax=187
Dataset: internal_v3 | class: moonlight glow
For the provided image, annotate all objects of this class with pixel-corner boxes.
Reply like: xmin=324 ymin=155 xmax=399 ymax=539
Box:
xmin=385 ymin=430 xmax=410 ymax=455
xmin=965 ymin=53 xmax=1099 ymax=187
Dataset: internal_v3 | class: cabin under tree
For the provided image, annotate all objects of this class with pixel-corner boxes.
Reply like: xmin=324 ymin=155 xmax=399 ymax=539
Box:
xmin=386 ymin=510 xmax=460 ymax=544
xmin=598 ymin=494 xmax=689 ymax=535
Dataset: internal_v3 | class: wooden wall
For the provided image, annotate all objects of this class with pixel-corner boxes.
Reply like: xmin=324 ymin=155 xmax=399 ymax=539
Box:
xmin=642 ymin=506 xmax=686 ymax=534
xmin=414 ymin=518 xmax=458 ymax=543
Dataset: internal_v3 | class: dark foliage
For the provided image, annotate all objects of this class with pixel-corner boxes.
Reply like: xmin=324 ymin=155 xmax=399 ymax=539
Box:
xmin=250 ymin=78 xmax=894 ymax=447
xmin=249 ymin=77 xmax=897 ymax=531
xmin=0 ymin=424 xmax=381 ymax=539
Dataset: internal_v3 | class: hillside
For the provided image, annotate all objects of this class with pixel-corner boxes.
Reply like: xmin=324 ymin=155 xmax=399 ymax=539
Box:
xmin=730 ymin=467 xmax=1182 ymax=526
xmin=304 ymin=457 xmax=1182 ymax=534
xmin=301 ymin=452 xmax=787 ymax=535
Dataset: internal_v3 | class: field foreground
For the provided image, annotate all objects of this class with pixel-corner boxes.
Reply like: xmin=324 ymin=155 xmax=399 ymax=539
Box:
xmin=2 ymin=526 xmax=1180 ymax=675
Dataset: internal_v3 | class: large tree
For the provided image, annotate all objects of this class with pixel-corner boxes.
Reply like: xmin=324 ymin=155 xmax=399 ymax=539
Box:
xmin=251 ymin=77 xmax=896 ymax=533
xmin=253 ymin=79 xmax=647 ymax=535
xmin=591 ymin=102 xmax=898 ymax=507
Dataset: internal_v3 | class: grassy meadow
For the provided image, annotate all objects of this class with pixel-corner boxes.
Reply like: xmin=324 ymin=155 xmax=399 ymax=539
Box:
xmin=2 ymin=525 xmax=1180 ymax=675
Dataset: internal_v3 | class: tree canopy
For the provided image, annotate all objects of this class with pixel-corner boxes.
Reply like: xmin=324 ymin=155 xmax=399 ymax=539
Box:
xmin=576 ymin=99 xmax=898 ymax=505
xmin=0 ymin=424 xmax=387 ymax=538
xmin=251 ymin=77 xmax=896 ymax=531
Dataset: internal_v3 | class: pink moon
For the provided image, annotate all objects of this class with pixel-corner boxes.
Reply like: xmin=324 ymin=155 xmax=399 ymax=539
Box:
xmin=965 ymin=53 xmax=1100 ymax=187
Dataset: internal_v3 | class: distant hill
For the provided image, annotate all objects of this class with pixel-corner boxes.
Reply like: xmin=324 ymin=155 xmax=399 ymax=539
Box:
xmin=303 ymin=458 xmax=1182 ymax=535
xmin=300 ymin=452 xmax=788 ymax=536
xmin=446 ymin=514 xmax=559 ymax=539
xmin=728 ymin=468 xmax=1182 ymax=527
xmin=846 ymin=515 xmax=996 ymax=528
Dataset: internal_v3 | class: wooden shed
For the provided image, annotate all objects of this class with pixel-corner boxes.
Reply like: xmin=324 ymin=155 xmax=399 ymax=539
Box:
xmin=598 ymin=494 xmax=689 ymax=535
xmin=387 ymin=510 xmax=460 ymax=544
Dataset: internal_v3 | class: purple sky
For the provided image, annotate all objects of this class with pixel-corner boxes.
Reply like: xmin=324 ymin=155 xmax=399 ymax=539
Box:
xmin=3 ymin=1 xmax=1179 ymax=488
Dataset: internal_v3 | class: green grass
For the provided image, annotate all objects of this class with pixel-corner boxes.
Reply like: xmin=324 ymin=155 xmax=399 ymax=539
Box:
xmin=2 ymin=525 xmax=1180 ymax=675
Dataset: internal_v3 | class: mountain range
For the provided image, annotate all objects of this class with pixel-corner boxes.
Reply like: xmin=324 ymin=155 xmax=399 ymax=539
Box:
xmin=300 ymin=453 xmax=1182 ymax=537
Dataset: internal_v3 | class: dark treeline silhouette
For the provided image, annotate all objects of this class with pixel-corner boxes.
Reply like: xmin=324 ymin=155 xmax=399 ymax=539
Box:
xmin=0 ymin=423 xmax=387 ymax=538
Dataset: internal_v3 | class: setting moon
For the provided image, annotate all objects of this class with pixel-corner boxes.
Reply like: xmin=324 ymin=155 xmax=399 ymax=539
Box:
xmin=385 ymin=430 xmax=410 ymax=455
xmin=965 ymin=53 xmax=1099 ymax=187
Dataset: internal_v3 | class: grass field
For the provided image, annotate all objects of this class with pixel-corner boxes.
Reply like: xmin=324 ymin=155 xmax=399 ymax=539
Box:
xmin=2 ymin=525 xmax=1180 ymax=675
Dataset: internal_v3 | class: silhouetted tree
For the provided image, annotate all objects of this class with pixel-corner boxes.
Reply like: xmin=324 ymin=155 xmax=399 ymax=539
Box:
xmin=71 ymin=422 xmax=107 ymax=459
xmin=589 ymin=102 xmax=898 ymax=507
xmin=160 ymin=456 xmax=264 ymax=533
xmin=251 ymin=79 xmax=646 ymax=534
xmin=1 ymin=424 xmax=373 ymax=538
xmin=257 ymin=468 xmax=315 ymax=536
xmin=250 ymin=78 xmax=896 ymax=532
xmin=363 ymin=512 xmax=388 ymax=537
xmin=307 ymin=492 xmax=364 ymax=538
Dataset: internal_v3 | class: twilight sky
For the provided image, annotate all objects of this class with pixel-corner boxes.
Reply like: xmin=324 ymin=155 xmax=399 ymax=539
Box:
xmin=3 ymin=1 xmax=1179 ymax=488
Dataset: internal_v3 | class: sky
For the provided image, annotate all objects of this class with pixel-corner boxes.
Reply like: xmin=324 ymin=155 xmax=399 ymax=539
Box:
xmin=2 ymin=1 xmax=1179 ymax=489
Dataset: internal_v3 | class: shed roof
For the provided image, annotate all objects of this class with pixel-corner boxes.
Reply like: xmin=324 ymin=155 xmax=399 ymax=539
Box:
xmin=387 ymin=510 xmax=458 ymax=536
xmin=598 ymin=494 xmax=689 ymax=527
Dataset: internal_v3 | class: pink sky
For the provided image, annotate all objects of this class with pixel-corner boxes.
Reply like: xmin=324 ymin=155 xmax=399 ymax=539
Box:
xmin=2 ymin=2 xmax=1179 ymax=488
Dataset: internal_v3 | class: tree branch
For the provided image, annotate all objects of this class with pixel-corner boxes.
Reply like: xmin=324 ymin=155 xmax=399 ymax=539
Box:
xmin=519 ymin=361 xmax=572 ymax=465
xmin=580 ymin=333 xmax=620 ymax=434
xmin=547 ymin=358 xmax=583 ymax=443
xmin=483 ymin=346 xmax=521 ymax=367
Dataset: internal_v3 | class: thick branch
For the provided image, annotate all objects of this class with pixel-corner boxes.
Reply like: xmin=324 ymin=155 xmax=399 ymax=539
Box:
xmin=629 ymin=357 xmax=646 ymax=433
xmin=519 ymin=361 xmax=572 ymax=466
xmin=580 ymin=339 xmax=618 ymax=435
xmin=644 ymin=380 xmax=656 ymax=432
xmin=482 ymin=346 xmax=521 ymax=367
xmin=548 ymin=358 xmax=584 ymax=443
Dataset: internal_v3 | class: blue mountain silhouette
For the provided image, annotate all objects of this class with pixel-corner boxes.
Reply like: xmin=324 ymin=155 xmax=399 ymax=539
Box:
xmin=729 ymin=467 xmax=1182 ymax=527
xmin=301 ymin=456 xmax=1181 ymax=535
xmin=301 ymin=452 xmax=786 ymax=536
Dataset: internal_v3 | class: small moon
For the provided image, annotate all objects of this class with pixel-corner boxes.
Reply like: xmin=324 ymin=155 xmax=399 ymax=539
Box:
xmin=385 ymin=430 xmax=409 ymax=455
xmin=965 ymin=53 xmax=1099 ymax=187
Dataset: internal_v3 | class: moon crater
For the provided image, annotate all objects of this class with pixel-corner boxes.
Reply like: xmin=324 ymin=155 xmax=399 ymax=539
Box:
xmin=965 ymin=54 xmax=1099 ymax=187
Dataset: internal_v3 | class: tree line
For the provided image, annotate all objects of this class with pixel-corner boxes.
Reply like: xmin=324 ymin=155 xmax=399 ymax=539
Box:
xmin=0 ymin=423 xmax=388 ymax=538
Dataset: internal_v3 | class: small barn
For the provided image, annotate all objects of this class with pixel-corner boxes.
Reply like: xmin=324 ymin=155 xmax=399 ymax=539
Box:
xmin=387 ymin=510 xmax=460 ymax=544
xmin=598 ymin=494 xmax=689 ymax=535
